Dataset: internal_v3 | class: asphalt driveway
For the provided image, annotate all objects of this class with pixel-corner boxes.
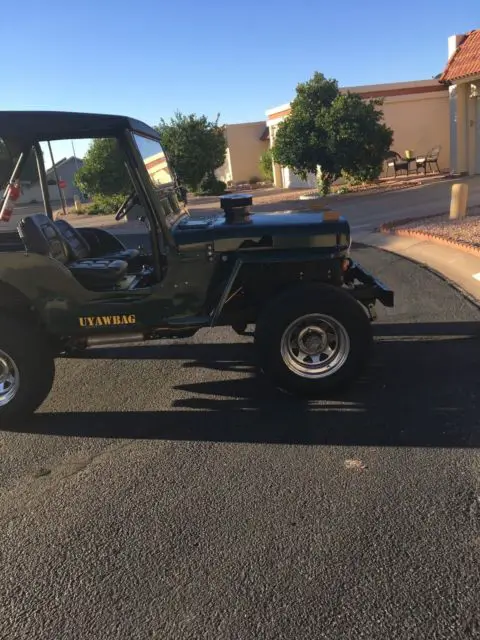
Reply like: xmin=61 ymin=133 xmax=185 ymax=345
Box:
xmin=0 ymin=245 xmax=479 ymax=639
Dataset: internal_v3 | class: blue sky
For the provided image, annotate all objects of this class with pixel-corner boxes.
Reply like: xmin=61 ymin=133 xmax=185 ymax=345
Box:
xmin=6 ymin=1 xmax=477 ymax=160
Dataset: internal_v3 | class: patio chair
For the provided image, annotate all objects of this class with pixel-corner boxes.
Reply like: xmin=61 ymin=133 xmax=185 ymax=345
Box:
xmin=415 ymin=146 xmax=441 ymax=175
xmin=384 ymin=151 xmax=410 ymax=178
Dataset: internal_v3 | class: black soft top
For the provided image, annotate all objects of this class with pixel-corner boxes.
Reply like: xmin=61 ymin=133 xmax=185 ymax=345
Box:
xmin=0 ymin=110 xmax=160 ymax=142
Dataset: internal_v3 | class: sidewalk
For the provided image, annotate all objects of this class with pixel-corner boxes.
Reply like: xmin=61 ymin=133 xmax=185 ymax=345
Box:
xmin=356 ymin=231 xmax=480 ymax=305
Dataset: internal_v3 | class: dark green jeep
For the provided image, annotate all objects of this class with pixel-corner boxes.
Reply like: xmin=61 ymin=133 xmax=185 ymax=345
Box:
xmin=0 ymin=110 xmax=394 ymax=421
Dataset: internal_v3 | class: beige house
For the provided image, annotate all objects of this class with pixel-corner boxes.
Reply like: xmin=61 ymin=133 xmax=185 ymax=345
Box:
xmin=440 ymin=30 xmax=480 ymax=175
xmin=144 ymin=151 xmax=173 ymax=185
xmin=265 ymin=79 xmax=450 ymax=188
xmin=266 ymin=80 xmax=450 ymax=188
xmin=215 ymin=121 xmax=269 ymax=185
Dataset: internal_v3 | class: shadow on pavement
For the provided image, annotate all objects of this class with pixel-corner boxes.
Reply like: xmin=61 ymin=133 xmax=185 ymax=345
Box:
xmin=14 ymin=321 xmax=480 ymax=448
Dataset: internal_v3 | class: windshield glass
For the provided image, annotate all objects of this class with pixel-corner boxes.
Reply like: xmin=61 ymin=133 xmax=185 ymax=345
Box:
xmin=132 ymin=131 xmax=187 ymax=228
xmin=132 ymin=133 xmax=174 ymax=188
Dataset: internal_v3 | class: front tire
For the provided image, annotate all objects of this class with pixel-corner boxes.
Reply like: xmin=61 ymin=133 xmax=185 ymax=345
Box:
xmin=0 ymin=316 xmax=55 ymax=423
xmin=254 ymin=284 xmax=373 ymax=397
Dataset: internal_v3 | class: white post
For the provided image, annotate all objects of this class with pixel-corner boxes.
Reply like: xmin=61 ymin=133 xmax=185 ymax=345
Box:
xmin=449 ymin=182 xmax=469 ymax=219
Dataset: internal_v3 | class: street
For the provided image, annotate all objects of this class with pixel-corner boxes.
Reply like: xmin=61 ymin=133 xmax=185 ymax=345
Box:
xmin=0 ymin=245 xmax=479 ymax=639
xmin=185 ymin=176 xmax=480 ymax=232
xmin=75 ymin=176 xmax=480 ymax=252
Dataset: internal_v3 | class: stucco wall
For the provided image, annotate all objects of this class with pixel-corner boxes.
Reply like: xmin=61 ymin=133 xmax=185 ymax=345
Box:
xmin=381 ymin=91 xmax=450 ymax=170
xmin=223 ymin=122 xmax=269 ymax=184
xmin=18 ymin=182 xmax=63 ymax=205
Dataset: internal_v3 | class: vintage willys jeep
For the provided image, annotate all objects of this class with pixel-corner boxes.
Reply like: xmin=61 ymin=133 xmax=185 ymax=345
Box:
xmin=0 ymin=110 xmax=394 ymax=421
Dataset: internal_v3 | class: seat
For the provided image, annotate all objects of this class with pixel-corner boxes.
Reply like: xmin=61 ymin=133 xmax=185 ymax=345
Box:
xmin=415 ymin=146 xmax=441 ymax=175
xmin=384 ymin=151 xmax=411 ymax=177
xmin=18 ymin=214 xmax=128 ymax=291
xmin=55 ymin=218 xmax=140 ymax=264
xmin=67 ymin=258 xmax=128 ymax=290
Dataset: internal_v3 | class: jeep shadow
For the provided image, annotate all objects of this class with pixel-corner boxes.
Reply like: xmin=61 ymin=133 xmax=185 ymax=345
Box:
xmin=15 ymin=320 xmax=480 ymax=449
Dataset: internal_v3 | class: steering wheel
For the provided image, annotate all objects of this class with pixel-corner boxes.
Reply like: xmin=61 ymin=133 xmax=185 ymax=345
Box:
xmin=115 ymin=192 xmax=138 ymax=221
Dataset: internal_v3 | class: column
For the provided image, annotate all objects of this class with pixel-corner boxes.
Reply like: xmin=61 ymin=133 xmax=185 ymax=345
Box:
xmin=455 ymin=83 xmax=469 ymax=174
xmin=449 ymin=85 xmax=457 ymax=173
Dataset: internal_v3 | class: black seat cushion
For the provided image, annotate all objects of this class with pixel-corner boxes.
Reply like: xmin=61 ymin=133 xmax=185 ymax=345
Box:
xmin=18 ymin=214 xmax=128 ymax=290
xmin=102 ymin=247 xmax=140 ymax=261
xmin=55 ymin=219 xmax=139 ymax=263
xmin=69 ymin=259 xmax=128 ymax=290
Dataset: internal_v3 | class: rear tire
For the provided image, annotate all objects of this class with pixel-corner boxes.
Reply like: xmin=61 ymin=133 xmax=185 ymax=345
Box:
xmin=0 ymin=316 xmax=55 ymax=424
xmin=254 ymin=283 xmax=373 ymax=397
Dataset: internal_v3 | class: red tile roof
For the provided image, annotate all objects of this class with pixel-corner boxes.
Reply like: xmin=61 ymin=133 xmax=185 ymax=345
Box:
xmin=441 ymin=30 xmax=480 ymax=83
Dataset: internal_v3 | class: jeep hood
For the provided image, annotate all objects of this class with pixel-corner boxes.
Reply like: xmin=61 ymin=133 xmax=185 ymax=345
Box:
xmin=173 ymin=211 xmax=351 ymax=252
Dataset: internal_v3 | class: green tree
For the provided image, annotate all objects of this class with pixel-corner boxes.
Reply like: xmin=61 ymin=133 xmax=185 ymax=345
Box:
xmin=272 ymin=72 xmax=393 ymax=195
xmin=74 ymin=138 xmax=131 ymax=197
xmin=156 ymin=112 xmax=227 ymax=192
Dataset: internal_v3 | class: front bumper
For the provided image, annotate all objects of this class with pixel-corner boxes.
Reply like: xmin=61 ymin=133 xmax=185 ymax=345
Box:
xmin=344 ymin=260 xmax=394 ymax=308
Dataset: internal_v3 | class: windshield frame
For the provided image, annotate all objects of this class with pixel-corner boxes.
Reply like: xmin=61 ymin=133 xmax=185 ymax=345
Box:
xmin=129 ymin=129 xmax=188 ymax=229
xmin=125 ymin=128 xmax=184 ymax=249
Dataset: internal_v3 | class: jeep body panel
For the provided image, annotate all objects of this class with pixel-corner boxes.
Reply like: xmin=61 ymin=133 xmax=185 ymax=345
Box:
xmin=0 ymin=241 xmax=219 ymax=336
xmin=0 ymin=205 xmax=357 ymax=338
xmin=173 ymin=211 xmax=351 ymax=253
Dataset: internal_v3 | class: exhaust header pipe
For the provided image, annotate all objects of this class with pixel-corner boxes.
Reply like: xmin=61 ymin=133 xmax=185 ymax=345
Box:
xmin=85 ymin=333 xmax=144 ymax=347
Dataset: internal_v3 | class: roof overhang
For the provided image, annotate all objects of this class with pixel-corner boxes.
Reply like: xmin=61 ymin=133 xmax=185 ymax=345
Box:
xmin=440 ymin=73 xmax=480 ymax=86
xmin=440 ymin=30 xmax=480 ymax=84
xmin=265 ymin=79 xmax=446 ymax=122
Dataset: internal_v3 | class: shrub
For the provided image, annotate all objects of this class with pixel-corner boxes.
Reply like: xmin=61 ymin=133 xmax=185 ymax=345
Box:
xmin=197 ymin=174 xmax=226 ymax=196
xmin=84 ymin=193 xmax=126 ymax=215
xmin=259 ymin=149 xmax=274 ymax=182
xmin=248 ymin=176 xmax=260 ymax=185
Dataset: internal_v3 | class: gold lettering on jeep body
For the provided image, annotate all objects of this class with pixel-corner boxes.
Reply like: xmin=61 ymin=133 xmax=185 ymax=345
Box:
xmin=78 ymin=314 xmax=137 ymax=328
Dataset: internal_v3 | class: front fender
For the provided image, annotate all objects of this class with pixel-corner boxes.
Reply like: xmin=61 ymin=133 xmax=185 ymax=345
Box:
xmin=209 ymin=248 xmax=344 ymax=326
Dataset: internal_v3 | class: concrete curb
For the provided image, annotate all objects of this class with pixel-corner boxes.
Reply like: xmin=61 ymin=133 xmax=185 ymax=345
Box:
xmin=379 ymin=224 xmax=480 ymax=258
xmin=297 ymin=178 xmax=447 ymax=204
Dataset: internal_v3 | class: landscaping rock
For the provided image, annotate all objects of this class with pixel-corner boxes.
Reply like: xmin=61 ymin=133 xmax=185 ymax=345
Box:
xmin=395 ymin=206 xmax=480 ymax=248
